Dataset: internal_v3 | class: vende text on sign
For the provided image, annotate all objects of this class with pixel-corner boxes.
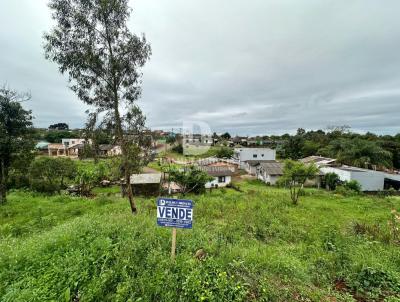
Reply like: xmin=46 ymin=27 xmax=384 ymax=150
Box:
xmin=157 ymin=198 xmax=193 ymax=229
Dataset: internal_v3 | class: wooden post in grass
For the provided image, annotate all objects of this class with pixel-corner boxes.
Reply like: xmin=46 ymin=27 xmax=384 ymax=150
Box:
xmin=171 ymin=227 xmax=177 ymax=260
xmin=171 ymin=195 xmax=178 ymax=260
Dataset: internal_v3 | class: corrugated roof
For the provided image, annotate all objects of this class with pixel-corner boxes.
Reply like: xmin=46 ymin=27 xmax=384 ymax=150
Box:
xmin=245 ymin=160 xmax=278 ymax=166
xmin=68 ymin=143 xmax=85 ymax=149
xmin=48 ymin=143 xmax=65 ymax=149
xmin=130 ymin=173 xmax=162 ymax=184
xmin=301 ymin=156 xmax=336 ymax=165
xmin=198 ymin=166 xmax=235 ymax=177
xmin=99 ymin=144 xmax=115 ymax=151
xmin=259 ymin=162 xmax=284 ymax=175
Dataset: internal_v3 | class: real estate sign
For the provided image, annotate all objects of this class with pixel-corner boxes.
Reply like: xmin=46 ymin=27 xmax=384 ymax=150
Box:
xmin=157 ymin=198 xmax=193 ymax=229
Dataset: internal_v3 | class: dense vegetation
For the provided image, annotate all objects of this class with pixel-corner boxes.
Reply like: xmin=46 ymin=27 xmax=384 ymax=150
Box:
xmin=1 ymin=181 xmax=399 ymax=301
xmin=274 ymin=127 xmax=400 ymax=169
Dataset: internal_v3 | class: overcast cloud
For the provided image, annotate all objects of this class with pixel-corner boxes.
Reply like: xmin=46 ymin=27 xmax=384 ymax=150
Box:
xmin=1 ymin=0 xmax=399 ymax=135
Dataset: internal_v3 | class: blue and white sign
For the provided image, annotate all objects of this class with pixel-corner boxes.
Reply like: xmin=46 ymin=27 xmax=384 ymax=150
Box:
xmin=157 ymin=198 xmax=193 ymax=229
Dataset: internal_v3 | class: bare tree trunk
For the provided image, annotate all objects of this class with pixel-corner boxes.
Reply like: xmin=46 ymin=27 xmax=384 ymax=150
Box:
xmin=113 ymin=102 xmax=137 ymax=214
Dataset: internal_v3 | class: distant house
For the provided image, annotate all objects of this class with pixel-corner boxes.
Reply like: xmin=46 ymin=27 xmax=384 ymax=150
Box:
xmin=301 ymin=156 xmax=400 ymax=191
xmin=68 ymin=143 xmax=86 ymax=157
xmin=183 ymin=133 xmax=212 ymax=156
xmin=232 ymin=136 xmax=248 ymax=146
xmin=244 ymin=160 xmax=278 ymax=175
xmin=198 ymin=166 xmax=235 ymax=188
xmin=99 ymin=145 xmax=122 ymax=157
xmin=48 ymin=143 xmax=66 ymax=156
xmin=130 ymin=173 xmax=162 ymax=195
xmin=320 ymin=166 xmax=400 ymax=191
xmin=62 ymin=138 xmax=87 ymax=148
xmin=48 ymin=138 xmax=91 ymax=157
xmin=234 ymin=147 xmax=276 ymax=169
xmin=35 ymin=141 xmax=50 ymax=155
xmin=256 ymin=161 xmax=284 ymax=185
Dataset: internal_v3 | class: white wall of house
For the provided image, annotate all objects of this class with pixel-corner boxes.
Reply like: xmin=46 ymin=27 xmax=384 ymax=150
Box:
xmin=257 ymin=172 xmax=280 ymax=185
xmin=320 ymin=167 xmax=385 ymax=191
xmin=61 ymin=138 xmax=87 ymax=147
xmin=205 ymin=176 xmax=232 ymax=188
xmin=234 ymin=148 xmax=276 ymax=169
xmin=109 ymin=146 xmax=122 ymax=156
xmin=245 ymin=164 xmax=258 ymax=175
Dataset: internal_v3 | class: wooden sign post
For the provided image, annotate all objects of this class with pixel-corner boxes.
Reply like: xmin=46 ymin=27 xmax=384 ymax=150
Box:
xmin=171 ymin=227 xmax=177 ymax=260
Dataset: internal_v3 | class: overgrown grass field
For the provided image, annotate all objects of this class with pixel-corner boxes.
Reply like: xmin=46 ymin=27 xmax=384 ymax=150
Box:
xmin=1 ymin=181 xmax=400 ymax=301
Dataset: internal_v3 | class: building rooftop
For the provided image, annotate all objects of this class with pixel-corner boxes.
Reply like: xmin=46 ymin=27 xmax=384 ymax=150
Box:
xmin=198 ymin=166 xmax=235 ymax=177
xmin=258 ymin=162 xmax=284 ymax=175
xmin=48 ymin=143 xmax=65 ymax=149
xmin=130 ymin=173 xmax=162 ymax=184
xmin=244 ymin=160 xmax=278 ymax=166
xmin=300 ymin=156 xmax=336 ymax=165
xmin=99 ymin=144 xmax=115 ymax=151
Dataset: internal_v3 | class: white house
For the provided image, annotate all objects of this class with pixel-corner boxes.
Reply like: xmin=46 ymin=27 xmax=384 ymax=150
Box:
xmin=198 ymin=166 xmax=235 ymax=188
xmin=61 ymin=138 xmax=88 ymax=148
xmin=48 ymin=138 xmax=91 ymax=157
xmin=244 ymin=160 xmax=277 ymax=175
xmin=234 ymin=147 xmax=276 ymax=169
xmin=256 ymin=161 xmax=284 ymax=185
xmin=320 ymin=166 xmax=400 ymax=191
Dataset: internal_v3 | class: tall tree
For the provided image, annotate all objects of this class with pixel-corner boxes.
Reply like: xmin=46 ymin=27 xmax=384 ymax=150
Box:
xmin=0 ymin=86 xmax=34 ymax=204
xmin=44 ymin=0 xmax=151 ymax=213
xmin=49 ymin=122 xmax=69 ymax=130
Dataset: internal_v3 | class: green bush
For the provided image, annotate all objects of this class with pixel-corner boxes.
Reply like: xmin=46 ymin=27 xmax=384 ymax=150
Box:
xmin=29 ymin=157 xmax=77 ymax=193
xmin=348 ymin=266 xmax=400 ymax=298
xmin=215 ymin=146 xmax=234 ymax=159
xmin=30 ymin=179 xmax=61 ymax=194
xmin=325 ymin=172 xmax=340 ymax=191
xmin=344 ymin=180 xmax=362 ymax=193
xmin=172 ymin=143 xmax=183 ymax=154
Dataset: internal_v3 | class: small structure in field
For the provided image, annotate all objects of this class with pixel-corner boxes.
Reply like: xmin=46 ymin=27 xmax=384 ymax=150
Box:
xmin=130 ymin=173 xmax=162 ymax=195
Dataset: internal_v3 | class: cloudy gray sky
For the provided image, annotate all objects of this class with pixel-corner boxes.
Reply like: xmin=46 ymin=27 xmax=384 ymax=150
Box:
xmin=1 ymin=0 xmax=399 ymax=135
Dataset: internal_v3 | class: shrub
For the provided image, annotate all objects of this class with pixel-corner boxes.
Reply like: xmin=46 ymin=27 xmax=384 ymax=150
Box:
xmin=348 ymin=266 xmax=400 ymax=298
xmin=215 ymin=146 xmax=233 ymax=159
xmin=29 ymin=157 xmax=77 ymax=193
xmin=75 ymin=162 xmax=106 ymax=196
xmin=325 ymin=172 xmax=340 ymax=190
xmin=172 ymin=143 xmax=183 ymax=154
xmin=344 ymin=180 xmax=362 ymax=193
xmin=168 ymin=166 xmax=213 ymax=194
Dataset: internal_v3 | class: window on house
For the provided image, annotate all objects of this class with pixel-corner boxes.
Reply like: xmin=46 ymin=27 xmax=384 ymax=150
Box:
xmin=253 ymin=154 xmax=257 ymax=158
xmin=261 ymin=154 xmax=264 ymax=157
xmin=218 ymin=176 xmax=226 ymax=183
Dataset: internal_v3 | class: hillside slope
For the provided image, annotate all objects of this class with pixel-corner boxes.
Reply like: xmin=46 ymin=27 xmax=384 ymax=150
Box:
xmin=1 ymin=182 xmax=399 ymax=301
